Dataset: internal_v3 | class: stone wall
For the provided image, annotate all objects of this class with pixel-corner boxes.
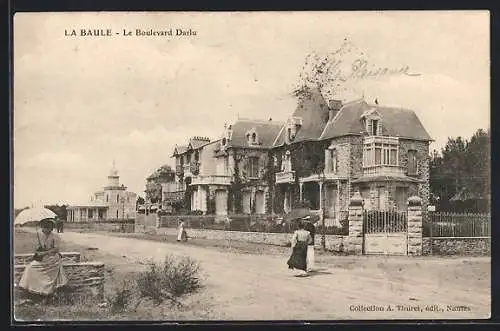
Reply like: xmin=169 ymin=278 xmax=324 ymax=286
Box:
xmin=156 ymin=227 xmax=347 ymax=251
xmin=65 ymin=222 xmax=134 ymax=233
xmin=15 ymin=252 xmax=81 ymax=265
xmin=422 ymin=237 xmax=491 ymax=256
xmin=14 ymin=262 xmax=105 ymax=300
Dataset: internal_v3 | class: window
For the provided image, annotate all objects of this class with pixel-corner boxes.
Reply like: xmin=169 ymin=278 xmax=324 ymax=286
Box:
xmin=287 ymin=128 xmax=292 ymax=142
xmin=106 ymin=195 xmax=109 ymax=202
xmin=248 ymin=157 xmax=259 ymax=178
xmin=407 ymin=150 xmax=417 ymax=175
xmin=252 ymin=132 xmax=256 ymax=143
xmin=372 ymin=120 xmax=379 ymax=135
xmin=116 ymin=210 xmax=119 ymax=219
xmin=222 ymin=138 xmax=226 ymax=145
xmin=117 ymin=194 xmax=119 ymax=203
xmin=330 ymin=148 xmax=338 ymax=173
xmin=363 ymin=141 xmax=398 ymax=167
xmin=194 ymin=151 xmax=199 ymax=162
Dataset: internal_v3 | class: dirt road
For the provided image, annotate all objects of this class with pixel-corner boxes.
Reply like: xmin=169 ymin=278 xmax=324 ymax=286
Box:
xmin=55 ymin=230 xmax=490 ymax=320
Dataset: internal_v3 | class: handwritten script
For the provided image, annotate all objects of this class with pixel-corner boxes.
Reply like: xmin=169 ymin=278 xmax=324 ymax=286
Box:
xmin=299 ymin=40 xmax=421 ymax=93
xmin=329 ymin=58 xmax=421 ymax=83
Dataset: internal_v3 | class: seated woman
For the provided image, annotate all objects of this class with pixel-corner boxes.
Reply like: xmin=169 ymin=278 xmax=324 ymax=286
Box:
xmin=18 ymin=218 xmax=68 ymax=298
xmin=287 ymin=221 xmax=313 ymax=276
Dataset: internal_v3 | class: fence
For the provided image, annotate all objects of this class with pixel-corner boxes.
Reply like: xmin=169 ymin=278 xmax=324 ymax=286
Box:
xmin=363 ymin=210 xmax=408 ymax=233
xmin=423 ymin=212 xmax=490 ymax=237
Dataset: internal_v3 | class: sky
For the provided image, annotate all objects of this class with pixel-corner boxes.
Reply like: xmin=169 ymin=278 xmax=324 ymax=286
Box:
xmin=13 ymin=11 xmax=490 ymax=208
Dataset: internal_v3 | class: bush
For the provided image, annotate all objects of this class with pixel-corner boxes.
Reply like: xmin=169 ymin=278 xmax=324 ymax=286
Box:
xmin=162 ymin=255 xmax=201 ymax=297
xmin=106 ymin=281 xmax=134 ymax=314
xmin=135 ymin=255 xmax=202 ymax=307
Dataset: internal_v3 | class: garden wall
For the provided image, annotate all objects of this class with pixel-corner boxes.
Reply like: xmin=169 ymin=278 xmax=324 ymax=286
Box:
xmin=156 ymin=227 xmax=348 ymax=251
xmin=65 ymin=222 xmax=134 ymax=233
xmin=422 ymin=237 xmax=490 ymax=256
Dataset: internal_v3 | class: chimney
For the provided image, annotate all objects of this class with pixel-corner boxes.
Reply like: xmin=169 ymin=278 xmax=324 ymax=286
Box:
xmin=328 ymin=99 xmax=342 ymax=121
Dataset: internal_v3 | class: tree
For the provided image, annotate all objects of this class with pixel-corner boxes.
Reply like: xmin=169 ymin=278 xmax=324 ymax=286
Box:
xmin=429 ymin=128 xmax=490 ymax=212
xmin=145 ymin=165 xmax=175 ymax=203
xmin=44 ymin=204 xmax=68 ymax=221
xmin=136 ymin=196 xmax=145 ymax=210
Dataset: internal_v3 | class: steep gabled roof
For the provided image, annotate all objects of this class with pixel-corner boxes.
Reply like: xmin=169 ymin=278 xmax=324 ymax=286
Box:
xmin=189 ymin=136 xmax=211 ymax=150
xmin=228 ymin=119 xmax=284 ymax=149
xmin=172 ymin=145 xmax=188 ymax=157
xmin=319 ymin=100 xmax=433 ymax=141
xmin=273 ymin=88 xmax=331 ymax=147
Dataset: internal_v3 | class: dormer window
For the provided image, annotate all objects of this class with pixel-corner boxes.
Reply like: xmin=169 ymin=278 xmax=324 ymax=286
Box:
xmin=246 ymin=128 xmax=259 ymax=145
xmin=361 ymin=108 xmax=382 ymax=136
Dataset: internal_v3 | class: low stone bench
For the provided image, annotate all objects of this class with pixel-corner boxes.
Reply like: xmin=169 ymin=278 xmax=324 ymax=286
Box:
xmin=14 ymin=252 xmax=81 ymax=265
xmin=14 ymin=261 xmax=105 ymax=301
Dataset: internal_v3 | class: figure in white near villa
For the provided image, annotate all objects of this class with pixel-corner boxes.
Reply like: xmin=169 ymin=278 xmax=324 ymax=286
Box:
xmin=303 ymin=216 xmax=316 ymax=272
xmin=19 ymin=218 xmax=68 ymax=297
xmin=177 ymin=219 xmax=187 ymax=242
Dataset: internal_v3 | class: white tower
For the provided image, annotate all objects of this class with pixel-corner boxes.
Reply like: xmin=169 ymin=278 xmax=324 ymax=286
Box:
xmin=108 ymin=159 xmax=120 ymax=187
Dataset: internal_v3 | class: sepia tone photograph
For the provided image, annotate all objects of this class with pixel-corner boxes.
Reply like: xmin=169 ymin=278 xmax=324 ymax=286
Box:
xmin=12 ymin=11 xmax=490 ymax=321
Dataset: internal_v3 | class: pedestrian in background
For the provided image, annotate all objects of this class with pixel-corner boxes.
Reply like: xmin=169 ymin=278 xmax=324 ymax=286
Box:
xmin=177 ymin=219 xmax=188 ymax=242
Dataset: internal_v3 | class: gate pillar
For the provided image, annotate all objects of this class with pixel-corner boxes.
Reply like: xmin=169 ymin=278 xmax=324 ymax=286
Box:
xmin=407 ymin=196 xmax=423 ymax=256
xmin=347 ymin=191 xmax=364 ymax=254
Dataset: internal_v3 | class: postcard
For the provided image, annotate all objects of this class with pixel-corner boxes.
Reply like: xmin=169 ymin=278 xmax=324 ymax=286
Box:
xmin=12 ymin=11 xmax=490 ymax=321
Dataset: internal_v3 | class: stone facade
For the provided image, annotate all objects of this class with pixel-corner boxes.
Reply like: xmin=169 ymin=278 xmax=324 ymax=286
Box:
xmin=399 ymin=139 xmax=431 ymax=210
xmin=422 ymin=237 xmax=491 ymax=256
xmin=14 ymin=262 xmax=105 ymax=300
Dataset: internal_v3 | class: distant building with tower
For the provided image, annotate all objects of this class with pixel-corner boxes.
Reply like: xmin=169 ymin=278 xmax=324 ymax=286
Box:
xmin=67 ymin=161 xmax=138 ymax=222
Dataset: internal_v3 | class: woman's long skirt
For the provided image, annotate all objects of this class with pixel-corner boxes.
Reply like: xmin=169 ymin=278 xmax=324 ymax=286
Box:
xmin=177 ymin=229 xmax=187 ymax=242
xmin=19 ymin=254 xmax=68 ymax=296
xmin=287 ymin=241 xmax=308 ymax=272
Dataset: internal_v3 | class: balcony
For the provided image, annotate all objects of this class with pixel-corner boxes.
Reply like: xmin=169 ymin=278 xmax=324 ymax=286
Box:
xmin=190 ymin=175 xmax=232 ymax=186
xmin=363 ymin=165 xmax=405 ymax=177
xmin=183 ymin=162 xmax=200 ymax=177
xmin=275 ymin=171 xmax=295 ymax=184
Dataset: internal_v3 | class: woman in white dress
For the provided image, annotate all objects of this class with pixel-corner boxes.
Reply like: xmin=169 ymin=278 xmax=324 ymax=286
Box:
xmin=19 ymin=218 xmax=68 ymax=297
xmin=177 ymin=219 xmax=187 ymax=242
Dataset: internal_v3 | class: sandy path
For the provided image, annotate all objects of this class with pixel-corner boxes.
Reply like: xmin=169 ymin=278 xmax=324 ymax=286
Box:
xmin=54 ymin=230 xmax=490 ymax=320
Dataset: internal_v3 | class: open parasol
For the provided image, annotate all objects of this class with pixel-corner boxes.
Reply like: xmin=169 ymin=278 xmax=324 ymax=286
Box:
xmin=14 ymin=207 xmax=57 ymax=226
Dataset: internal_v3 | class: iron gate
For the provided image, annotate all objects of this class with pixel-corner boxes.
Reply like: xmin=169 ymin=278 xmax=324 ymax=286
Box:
xmin=363 ymin=210 xmax=408 ymax=255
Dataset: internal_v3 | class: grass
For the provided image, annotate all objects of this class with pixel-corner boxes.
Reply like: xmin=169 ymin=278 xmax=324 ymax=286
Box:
xmin=12 ymin=229 xmax=214 ymax=321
